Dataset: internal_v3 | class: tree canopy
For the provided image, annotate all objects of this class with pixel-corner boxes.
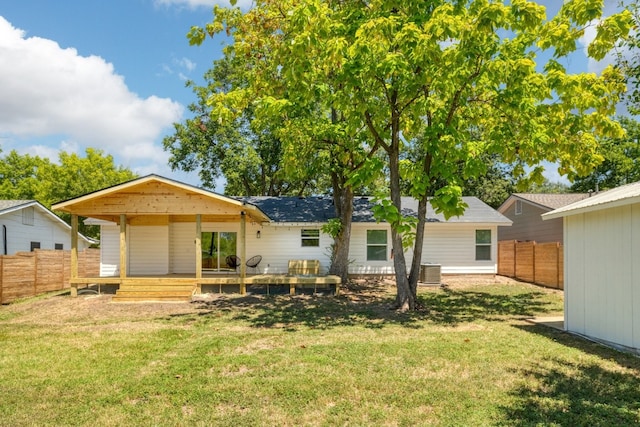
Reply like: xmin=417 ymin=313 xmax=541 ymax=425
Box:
xmin=191 ymin=0 xmax=631 ymax=310
xmin=0 ymin=148 xmax=137 ymax=238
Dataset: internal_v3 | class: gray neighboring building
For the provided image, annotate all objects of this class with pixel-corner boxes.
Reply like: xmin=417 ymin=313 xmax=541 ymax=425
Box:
xmin=498 ymin=193 xmax=590 ymax=243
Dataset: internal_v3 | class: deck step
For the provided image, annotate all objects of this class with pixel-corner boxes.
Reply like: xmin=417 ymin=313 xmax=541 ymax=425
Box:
xmin=112 ymin=295 xmax=192 ymax=302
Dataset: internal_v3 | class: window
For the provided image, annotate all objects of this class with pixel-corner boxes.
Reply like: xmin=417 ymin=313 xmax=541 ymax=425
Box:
xmin=30 ymin=241 xmax=41 ymax=252
xmin=475 ymin=230 xmax=491 ymax=261
xmin=301 ymin=229 xmax=320 ymax=247
xmin=515 ymin=200 xmax=522 ymax=215
xmin=367 ymin=230 xmax=387 ymax=261
xmin=22 ymin=207 xmax=34 ymax=226
xmin=55 ymin=243 xmax=64 ymax=250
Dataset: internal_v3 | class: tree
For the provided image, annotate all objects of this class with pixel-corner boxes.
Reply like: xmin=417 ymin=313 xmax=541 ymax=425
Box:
xmin=163 ymin=56 xmax=321 ymax=196
xmin=616 ymin=0 xmax=640 ymax=114
xmin=0 ymin=148 xmax=137 ymax=238
xmin=571 ymin=116 xmax=640 ymax=192
xmin=194 ymin=0 xmax=631 ymax=310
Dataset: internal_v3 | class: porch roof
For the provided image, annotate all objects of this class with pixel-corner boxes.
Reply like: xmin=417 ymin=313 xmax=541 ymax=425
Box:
xmin=51 ymin=175 xmax=270 ymax=223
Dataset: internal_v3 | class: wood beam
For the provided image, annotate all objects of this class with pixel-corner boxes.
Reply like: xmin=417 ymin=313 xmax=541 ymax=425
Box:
xmin=119 ymin=214 xmax=127 ymax=279
xmin=240 ymin=211 xmax=246 ymax=295
xmin=70 ymin=214 xmax=78 ymax=298
xmin=195 ymin=214 xmax=202 ymax=293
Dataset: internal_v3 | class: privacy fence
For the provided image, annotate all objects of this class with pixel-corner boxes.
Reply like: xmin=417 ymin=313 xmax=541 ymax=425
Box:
xmin=498 ymin=240 xmax=563 ymax=290
xmin=0 ymin=249 xmax=99 ymax=304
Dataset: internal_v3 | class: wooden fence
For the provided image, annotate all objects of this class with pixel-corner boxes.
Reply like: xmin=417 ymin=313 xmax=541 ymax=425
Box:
xmin=0 ymin=249 xmax=99 ymax=304
xmin=498 ymin=240 xmax=563 ymax=290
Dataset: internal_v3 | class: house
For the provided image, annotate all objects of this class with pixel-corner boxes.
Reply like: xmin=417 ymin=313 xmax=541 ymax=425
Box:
xmin=0 ymin=200 xmax=93 ymax=255
xmin=542 ymin=181 xmax=640 ymax=353
xmin=498 ymin=193 xmax=589 ymax=243
xmin=51 ymin=175 xmax=511 ymax=301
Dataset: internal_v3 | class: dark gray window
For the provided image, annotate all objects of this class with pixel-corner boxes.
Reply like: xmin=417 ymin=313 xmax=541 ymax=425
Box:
xmin=367 ymin=230 xmax=387 ymax=261
xmin=475 ymin=230 xmax=491 ymax=261
xmin=301 ymin=229 xmax=320 ymax=247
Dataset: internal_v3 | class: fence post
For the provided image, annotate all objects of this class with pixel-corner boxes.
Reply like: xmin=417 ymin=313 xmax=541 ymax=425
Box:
xmin=33 ymin=250 xmax=39 ymax=296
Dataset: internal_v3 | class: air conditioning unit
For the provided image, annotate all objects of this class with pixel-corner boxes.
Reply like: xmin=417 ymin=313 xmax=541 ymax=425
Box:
xmin=419 ymin=263 xmax=441 ymax=284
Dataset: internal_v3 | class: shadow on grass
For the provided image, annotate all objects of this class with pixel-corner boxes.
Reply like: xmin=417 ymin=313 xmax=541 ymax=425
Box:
xmin=500 ymin=325 xmax=640 ymax=426
xmin=180 ymin=281 xmax=558 ymax=330
xmin=420 ymin=285 xmax=556 ymax=326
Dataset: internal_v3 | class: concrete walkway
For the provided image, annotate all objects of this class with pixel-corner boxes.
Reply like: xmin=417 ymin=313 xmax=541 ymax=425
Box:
xmin=526 ymin=316 xmax=564 ymax=331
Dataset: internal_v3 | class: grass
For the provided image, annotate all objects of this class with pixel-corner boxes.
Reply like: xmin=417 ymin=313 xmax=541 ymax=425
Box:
xmin=1 ymin=279 xmax=639 ymax=426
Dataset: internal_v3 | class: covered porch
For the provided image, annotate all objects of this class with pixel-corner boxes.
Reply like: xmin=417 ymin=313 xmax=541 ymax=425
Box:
xmin=52 ymin=175 xmax=340 ymax=302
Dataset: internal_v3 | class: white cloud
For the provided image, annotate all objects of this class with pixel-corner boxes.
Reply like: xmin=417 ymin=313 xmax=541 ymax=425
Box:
xmin=154 ymin=0 xmax=253 ymax=11
xmin=0 ymin=16 xmax=183 ymax=165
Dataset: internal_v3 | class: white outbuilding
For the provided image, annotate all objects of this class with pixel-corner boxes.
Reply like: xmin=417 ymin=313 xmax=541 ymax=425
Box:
xmin=542 ymin=181 xmax=640 ymax=353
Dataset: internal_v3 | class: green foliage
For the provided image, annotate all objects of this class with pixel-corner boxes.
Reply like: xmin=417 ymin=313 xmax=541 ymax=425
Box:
xmin=617 ymin=1 xmax=640 ymax=114
xmin=193 ymin=0 xmax=630 ymax=307
xmin=163 ymin=56 xmax=324 ymax=196
xmin=571 ymin=116 xmax=640 ymax=192
xmin=321 ymin=218 xmax=343 ymax=238
xmin=0 ymin=148 xmax=137 ymax=238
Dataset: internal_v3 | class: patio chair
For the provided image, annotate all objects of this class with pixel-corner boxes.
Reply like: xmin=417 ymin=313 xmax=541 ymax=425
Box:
xmin=246 ymin=255 xmax=262 ymax=274
xmin=226 ymin=255 xmax=240 ymax=271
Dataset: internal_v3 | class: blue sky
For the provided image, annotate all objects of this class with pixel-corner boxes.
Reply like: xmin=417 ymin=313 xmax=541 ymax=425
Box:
xmin=0 ymin=0 xmax=620 ymax=189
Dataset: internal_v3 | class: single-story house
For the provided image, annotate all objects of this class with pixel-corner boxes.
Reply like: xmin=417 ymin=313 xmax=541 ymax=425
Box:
xmin=498 ymin=193 xmax=589 ymax=243
xmin=542 ymin=181 xmax=640 ymax=353
xmin=0 ymin=200 xmax=93 ymax=255
xmin=51 ymin=175 xmax=511 ymax=301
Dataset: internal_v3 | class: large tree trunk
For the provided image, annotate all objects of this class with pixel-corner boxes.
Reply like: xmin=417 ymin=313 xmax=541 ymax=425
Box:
xmin=408 ymin=196 xmax=428 ymax=304
xmin=328 ymin=173 xmax=354 ymax=284
xmin=388 ymin=119 xmax=415 ymax=311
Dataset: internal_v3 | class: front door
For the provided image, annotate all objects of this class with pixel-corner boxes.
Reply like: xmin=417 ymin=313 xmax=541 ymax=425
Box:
xmin=201 ymin=231 xmax=237 ymax=272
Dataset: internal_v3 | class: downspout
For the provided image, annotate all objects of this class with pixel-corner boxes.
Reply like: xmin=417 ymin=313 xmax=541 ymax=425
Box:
xmin=2 ymin=225 xmax=6 ymax=255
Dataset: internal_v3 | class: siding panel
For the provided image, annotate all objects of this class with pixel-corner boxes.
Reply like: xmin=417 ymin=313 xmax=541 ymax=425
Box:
xmin=129 ymin=226 xmax=169 ymax=275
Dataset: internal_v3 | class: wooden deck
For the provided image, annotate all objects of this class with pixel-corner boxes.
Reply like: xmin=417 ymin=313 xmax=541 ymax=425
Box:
xmin=70 ymin=274 xmax=341 ymax=302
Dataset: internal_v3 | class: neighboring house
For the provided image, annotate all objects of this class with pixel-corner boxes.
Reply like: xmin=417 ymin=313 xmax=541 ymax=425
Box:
xmin=52 ymin=175 xmax=510 ymax=300
xmin=498 ymin=193 xmax=590 ymax=243
xmin=543 ymin=181 xmax=640 ymax=353
xmin=0 ymin=200 xmax=94 ymax=255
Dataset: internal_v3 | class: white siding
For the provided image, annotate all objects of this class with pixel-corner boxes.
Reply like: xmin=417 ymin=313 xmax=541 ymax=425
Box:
xmin=129 ymin=225 xmax=169 ymax=275
xmin=100 ymin=224 xmax=120 ymax=277
xmin=170 ymin=222 xmax=196 ymax=273
xmin=245 ymin=223 xmax=332 ymax=274
xmin=565 ymin=203 xmax=640 ymax=350
xmin=348 ymin=223 xmax=498 ymax=275
xmin=0 ymin=206 xmax=90 ymax=254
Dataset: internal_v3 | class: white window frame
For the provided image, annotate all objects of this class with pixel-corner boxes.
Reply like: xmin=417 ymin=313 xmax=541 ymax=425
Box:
xmin=301 ymin=229 xmax=320 ymax=247
xmin=366 ymin=229 xmax=388 ymax=261
xmin=475 ymin=229 xmax=491 ymax=261
xmin=515 ymin=200 xmax=522 ymax=215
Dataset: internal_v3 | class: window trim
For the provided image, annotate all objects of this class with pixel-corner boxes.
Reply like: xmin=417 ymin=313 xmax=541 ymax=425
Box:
xmin=301 ymin=229 xmax=320 ymax=247
xmin=475 ymin=229 xmax=492 ymax=261
xmin=515 ymin=200 xmax=522 ymax=215
xmin=366 ymin=229 xmax=388 ymax=261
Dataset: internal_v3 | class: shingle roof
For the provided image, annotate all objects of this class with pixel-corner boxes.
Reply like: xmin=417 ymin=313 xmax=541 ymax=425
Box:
xmin=511 ymin=193 xmax=590 ymax=210
xmin=543 ymin=181 xmax=640 ymax=220
xmin=241 ymin=196 xmax=511 ymax=224
xmin=0 ymin=200 xmax=35 ymax=214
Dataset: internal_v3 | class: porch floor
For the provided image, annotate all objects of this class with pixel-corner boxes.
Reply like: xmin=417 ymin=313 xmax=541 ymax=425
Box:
xmin=70 ymin=273 xmax=341 ymax=302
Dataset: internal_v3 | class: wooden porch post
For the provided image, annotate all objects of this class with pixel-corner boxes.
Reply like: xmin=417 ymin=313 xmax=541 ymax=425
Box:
xmin=119 ymin=214 xmax=127 ymax=279
xmin=240 ymin=211 xmax=246 ymax=295
xmin=70 ymin=214 xmax=78 ymax=297
xmin=195 ymin=214 xmax=202 ymax=293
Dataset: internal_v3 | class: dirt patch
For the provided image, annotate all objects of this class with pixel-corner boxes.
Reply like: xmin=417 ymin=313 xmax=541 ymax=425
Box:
xmin=0 ymin=275 xmax=552 ymax=325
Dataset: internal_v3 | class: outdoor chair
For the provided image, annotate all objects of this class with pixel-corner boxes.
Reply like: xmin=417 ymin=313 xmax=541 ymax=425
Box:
xmin=246 ymin=255 xmax=262 ymax=274
xmin=226 ymin=255 xmax=240 ymax=271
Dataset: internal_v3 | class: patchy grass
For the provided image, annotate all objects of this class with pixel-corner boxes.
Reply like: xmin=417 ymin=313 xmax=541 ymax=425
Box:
xmin=0 ymin=279 xmax=638 ymax=426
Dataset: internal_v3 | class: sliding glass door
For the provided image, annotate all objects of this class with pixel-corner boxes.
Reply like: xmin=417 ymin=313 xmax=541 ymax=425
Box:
xmin=201 ymin=231 xmax=237 ymax=272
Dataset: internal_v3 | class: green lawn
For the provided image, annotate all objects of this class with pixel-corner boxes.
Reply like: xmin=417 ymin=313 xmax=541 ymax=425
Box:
xmin=1 ymin=280 xmax=639 ymax=426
